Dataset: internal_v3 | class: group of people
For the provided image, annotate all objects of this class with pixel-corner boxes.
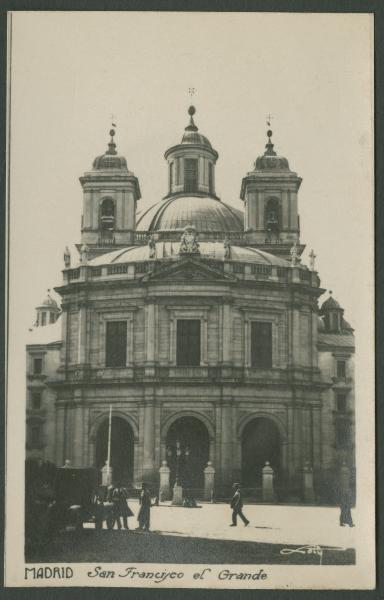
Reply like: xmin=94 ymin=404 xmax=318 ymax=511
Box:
xmin=96 ymin=482 xmax=153 ymax=531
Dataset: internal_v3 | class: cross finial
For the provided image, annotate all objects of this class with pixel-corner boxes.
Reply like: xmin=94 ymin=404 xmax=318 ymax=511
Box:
xmin=266 ymin=113 xmax=273 ymax=127
xmin=110 ymin=113 xmax=117 ymax=128
xmin=188 ymin=87 xmax=196 ymax=101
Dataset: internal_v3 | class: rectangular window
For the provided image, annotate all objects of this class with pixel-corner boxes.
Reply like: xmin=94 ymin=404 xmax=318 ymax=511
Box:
xmin=33 ymin=358 xmax=43 ymax=374
xmin=41 ymin=312 xmax=46 ymax=326
xmin=336 ymin=393 xmax=347 ymax=413
xmin=105 ymin=321 xmax=127 ymax=367
xmin=184 ymin=158 xmax=198 ymax=193
xmin=176 ymin=319 xmax=201 ymax=366
xmin=251 ymin=321 xmax=272 ymax=368
xmin=169 ymin=162 xmax=174 ymax=191
xmin=32 ymin=392 xmax=42 ymax=410
xmin=337 ymin=360 xmax=346 ymax=378
xmin=50 ymin=312 xmax=55 ymax=323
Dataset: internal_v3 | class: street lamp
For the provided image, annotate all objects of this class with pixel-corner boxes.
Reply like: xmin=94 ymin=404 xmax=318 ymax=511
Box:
xmin=167 ymin=439 xmax=191 ymax=505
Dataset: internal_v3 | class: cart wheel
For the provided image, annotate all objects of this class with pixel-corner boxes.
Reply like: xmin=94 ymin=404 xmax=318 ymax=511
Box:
xmin=106 ymin=515 xmax=115 ymax=530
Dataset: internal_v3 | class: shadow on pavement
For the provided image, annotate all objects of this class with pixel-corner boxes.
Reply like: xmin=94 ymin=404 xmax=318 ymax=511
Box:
xmin=26 ymin=529 xmax=355 ymax=565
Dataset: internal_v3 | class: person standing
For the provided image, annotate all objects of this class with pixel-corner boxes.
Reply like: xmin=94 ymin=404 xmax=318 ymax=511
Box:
xmin=339 ymin=487 xmax=355 ymax=527
xmin=230 ymin=483 xmax=250 ymax=527
xmin=137 ymin=483 xmax=152 ymax=531
xmin=112 ymin=483 xmax=133 ymax=530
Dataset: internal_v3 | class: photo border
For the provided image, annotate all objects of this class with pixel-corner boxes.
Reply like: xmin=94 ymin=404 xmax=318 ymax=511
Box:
xmin=0 ymin=0 xmax=383 ymax=598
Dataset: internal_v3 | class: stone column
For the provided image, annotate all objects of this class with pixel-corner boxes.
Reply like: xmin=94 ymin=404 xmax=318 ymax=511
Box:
xmin=262 ymin=461 xmax=276 ymax=502
xmin=146 ymin=302 xmax=156 ymax=372
xmin=220 ymin=401 xmax=233 ymax=487
xmin=159 ymin=461 xmax=170 ymax=501
xmin=222 ymin=304 xmax=232 ymax=366
xmin=142 ymin=400 xmax=156 ymax=483
xmin=71 ymin=398 xmax=84 ymax=467
xmin=204 ymin=462 xmax=215 ymax=501
xmin=303 ymin=461 xmax=315 ymax=503
xmin=291 ymin=305 xmax=301 ymax=366
xmin=55 ymin=405 xmax=66 ymax=466
xmin=77 ymin=303 xmax=87 ymax=364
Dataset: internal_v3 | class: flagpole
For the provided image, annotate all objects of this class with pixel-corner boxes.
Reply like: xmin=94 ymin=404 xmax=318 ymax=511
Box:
xmin=107 ymin=404 xmax=112 ymax=484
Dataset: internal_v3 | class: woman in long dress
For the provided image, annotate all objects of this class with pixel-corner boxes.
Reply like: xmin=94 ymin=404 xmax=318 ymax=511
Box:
xmin=137 ymin=483 xmax=151 ymax=531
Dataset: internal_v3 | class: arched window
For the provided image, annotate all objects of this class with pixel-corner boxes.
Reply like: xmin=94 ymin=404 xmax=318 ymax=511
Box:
xmin=265 ymin=197 xmax=280 ymax=231
xmin=100 ymin=198 xmax=115 ymax=230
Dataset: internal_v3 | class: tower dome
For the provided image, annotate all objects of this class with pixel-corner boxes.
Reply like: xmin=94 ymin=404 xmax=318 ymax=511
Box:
xmin=92 ymin=128 xmax=128 ymax=171
xmin=179 ymin=106 xmax=213 ymax=150
xmin=254 ymin=129 xmax=290 ymax=171
xmin=35 ymin=291 xmax=60 ymax=327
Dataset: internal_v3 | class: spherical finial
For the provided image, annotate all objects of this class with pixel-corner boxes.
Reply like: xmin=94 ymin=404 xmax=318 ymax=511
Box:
xmin=188 ymin=105 xmax=196 ymax=116
xmin=267 ymin=129 xmax=273 ymax=138
xmin=329 ymin=290 xmax=333 ymax=295
xmin=109 ymin=128 xmax=115 ymax=137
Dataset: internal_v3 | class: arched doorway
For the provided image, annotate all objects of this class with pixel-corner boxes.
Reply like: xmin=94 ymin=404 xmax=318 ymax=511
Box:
xmin=95 ymin=417 xmax=134 ymax=485
xmin=166 ymin=417 xmax=210 ymax=490
xmin=241 ymin=417 xmax=281 ymax=487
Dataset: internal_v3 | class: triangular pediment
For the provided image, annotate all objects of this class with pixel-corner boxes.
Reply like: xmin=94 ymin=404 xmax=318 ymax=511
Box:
xmin=141 ymin=257 xmax=236 ymax=282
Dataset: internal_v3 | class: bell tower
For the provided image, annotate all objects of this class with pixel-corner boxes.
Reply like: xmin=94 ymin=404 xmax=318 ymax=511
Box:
xmin=163 ymin=106 xmax=219 ymax=199
xmin=240 ymin=128 xmax=303 ymax=259
xmin=79 ymin=127 xmax=141 ymax=257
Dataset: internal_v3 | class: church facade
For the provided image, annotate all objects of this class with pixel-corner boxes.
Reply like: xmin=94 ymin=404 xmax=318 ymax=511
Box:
xmin=26 ymin=106 xmax=355 ymax=502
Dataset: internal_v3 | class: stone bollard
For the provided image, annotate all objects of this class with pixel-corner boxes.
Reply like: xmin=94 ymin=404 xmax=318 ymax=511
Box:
xmin=101 ymin=461 xmax=113 ymax=486
xmin=303 ymin=461 xmax=315 ymax=503
xmin=262 ymin=461 xmax=276 ymax=502
xmin=172 ymin=482 xmax=183 ymax=506
xmin=204 ymin=461 xmax=215 ymax=501
xmin=159 ymin=460 xmax=171 ymax=501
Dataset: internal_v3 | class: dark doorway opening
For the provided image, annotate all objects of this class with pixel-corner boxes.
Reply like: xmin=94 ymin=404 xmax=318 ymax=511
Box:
xmin=166 ymin=416 xmax=210 ymax=490
xmin=241 ymin=418 xmax=281 ymax=487
xmin=95 ymin=417 xmax=134 ymax=485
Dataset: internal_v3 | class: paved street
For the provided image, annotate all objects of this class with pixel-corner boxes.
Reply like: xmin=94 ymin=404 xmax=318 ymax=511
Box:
xmin=27 ymin=502 xmax=356 ymax=565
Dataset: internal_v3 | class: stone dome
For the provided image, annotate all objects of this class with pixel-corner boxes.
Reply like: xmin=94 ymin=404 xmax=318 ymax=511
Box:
xmin=93 ymin=153 xmax=128 ymax=171
xmin=137 ymin=196 xmax=244 ymax=233
xmin=254 ymin=130 xmax=290 ymax=171
xmin=181 ymin=130 xmax=212 ymax=150
xmin=37 ymin=292 xmax=59 ymax=310
xmin=89 ymin=241 xmax=290 ymax=267
xmin=92 ymin=128 xmax=128 ymax=171
xmin=321 ymin=293 xmax=342 ymax=311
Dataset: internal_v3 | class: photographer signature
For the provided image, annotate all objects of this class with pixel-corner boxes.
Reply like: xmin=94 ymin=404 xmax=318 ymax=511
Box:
xmin=280 ymin=545 xmax=347 ymax=564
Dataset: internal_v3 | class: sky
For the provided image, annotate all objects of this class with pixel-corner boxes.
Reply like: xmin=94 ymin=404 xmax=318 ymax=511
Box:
xmin=9 ymin=12 xmax=373 ymax=344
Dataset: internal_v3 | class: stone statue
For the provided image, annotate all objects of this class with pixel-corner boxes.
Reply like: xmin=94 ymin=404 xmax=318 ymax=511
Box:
xmin=290 ymin=241 xmax=299 ymax=266
xmin=80 ymin=243 xmax=89 ymax=265
xmin=179 ymin=223 xmax=200 ymax=255
xmin=224 ymin=237 xmax=231 ymax=260
xmin=148 ymin=235 xmax=156 ymax=259
xmin=309 ymin=249 xmax=316 ymax=271
xmin=64 ymin=246 xmax=71 ymax=268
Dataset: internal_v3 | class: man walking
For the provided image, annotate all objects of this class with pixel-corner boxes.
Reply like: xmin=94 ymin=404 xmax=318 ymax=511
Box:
xmin=230 ymin=483 xmax=249 ymax=527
